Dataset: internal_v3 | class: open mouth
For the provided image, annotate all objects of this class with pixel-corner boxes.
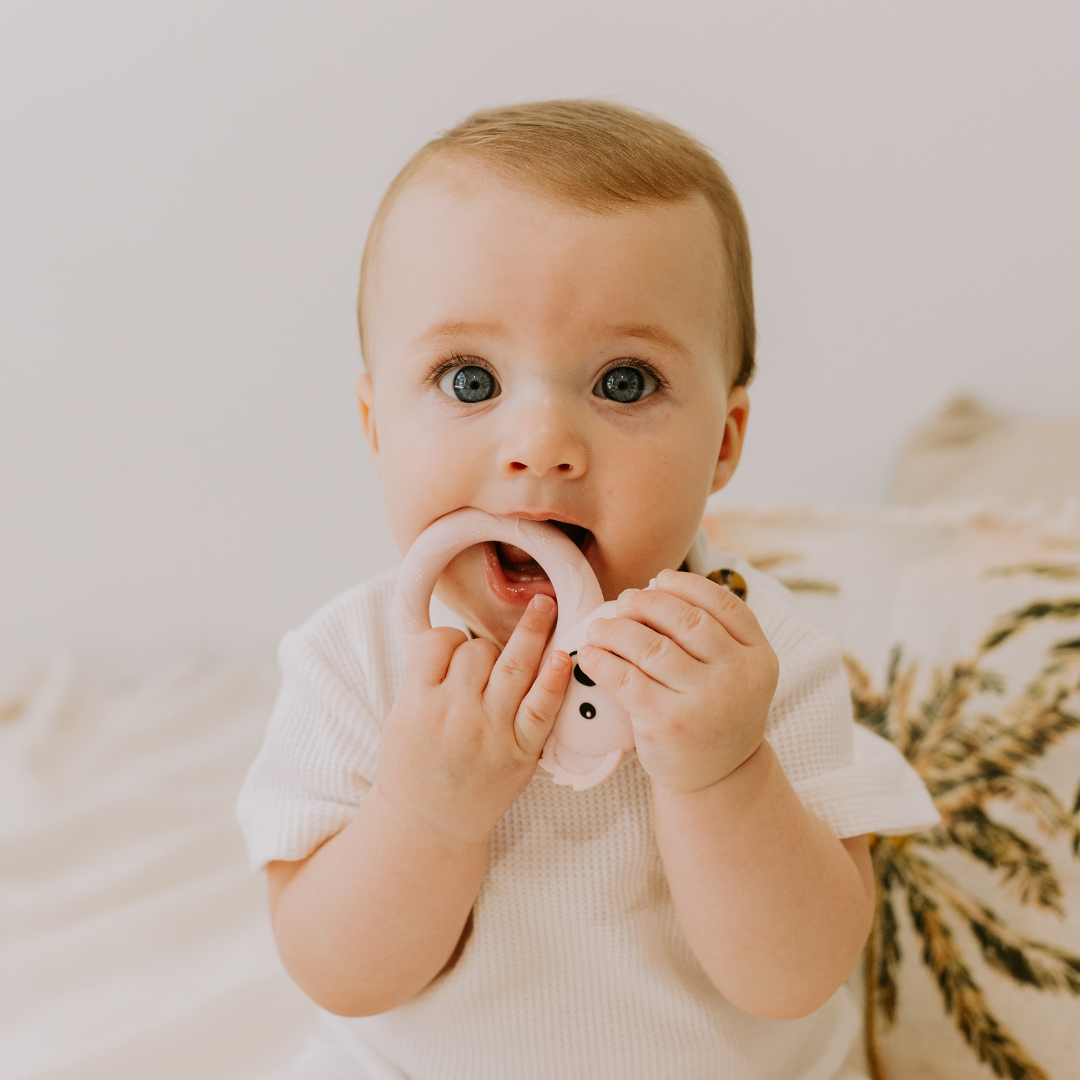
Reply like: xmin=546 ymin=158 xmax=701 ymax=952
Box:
xmin=483 ymin=521 xmax=593 ymax=605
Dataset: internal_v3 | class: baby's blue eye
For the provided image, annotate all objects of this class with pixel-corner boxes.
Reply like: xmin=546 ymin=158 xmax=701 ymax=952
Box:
xmin=439 ymin=364 xmax=499 ymax=403
xmin=594 ymin=366 xmax=657 ymax=403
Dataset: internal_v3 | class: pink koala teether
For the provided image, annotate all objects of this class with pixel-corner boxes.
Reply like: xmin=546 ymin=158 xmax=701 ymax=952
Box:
xmin=391 ymin=507 xmax=635 ymax=791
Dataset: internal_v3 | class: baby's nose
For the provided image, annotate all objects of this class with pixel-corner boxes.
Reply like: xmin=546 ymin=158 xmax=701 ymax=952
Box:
xmin=507 ymin=458 xmax=578 ymax=474
xmin=497 ymin=406 xmax=587 ymax=478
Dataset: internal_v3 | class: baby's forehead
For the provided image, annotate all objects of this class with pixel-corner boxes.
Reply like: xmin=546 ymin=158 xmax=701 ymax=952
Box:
xmin=358 ymin=104 xmax=754 ymax=385
xmin=377 ymin=165 xmax=725 ymax=298
xmin=369 ymin=177 xmax=726 ymax=357
xmin=382 ymin=158 xmax=718 ymax=248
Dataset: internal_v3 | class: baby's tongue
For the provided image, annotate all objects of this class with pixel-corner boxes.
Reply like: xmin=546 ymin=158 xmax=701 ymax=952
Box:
xmin=496 ymin=542 xmax=549 ymax=583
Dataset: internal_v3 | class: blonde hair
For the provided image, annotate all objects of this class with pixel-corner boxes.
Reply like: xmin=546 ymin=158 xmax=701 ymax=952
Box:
xmin=358 ymin=100 xmax=755 ymax=386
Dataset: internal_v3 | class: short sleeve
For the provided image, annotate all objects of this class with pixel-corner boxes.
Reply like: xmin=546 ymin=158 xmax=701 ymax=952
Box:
xmin=235 ymin=626 xmax=383 ymax=871
xmin=766 ymin=623 xmax=940 ymax=838
xmin=685 ymin=530 xmax=939 ymax=839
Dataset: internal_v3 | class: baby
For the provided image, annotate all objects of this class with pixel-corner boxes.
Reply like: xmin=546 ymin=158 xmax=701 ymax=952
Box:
xmin=237 ymin=100 xmax=937 ymax=1080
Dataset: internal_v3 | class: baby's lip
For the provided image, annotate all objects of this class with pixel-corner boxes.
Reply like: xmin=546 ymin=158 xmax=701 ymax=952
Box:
xmin=483 ymin=515 xmax=597 ymax=606
xmin=495 ymin=541 xmax=549 ymax=580
xmin=484 ymin=542 xmax=556 ymax=604
xmin=502 ymin=511 xmax=593 ymax=551
xmin=495 ymin=519 xmax=593 ymax=577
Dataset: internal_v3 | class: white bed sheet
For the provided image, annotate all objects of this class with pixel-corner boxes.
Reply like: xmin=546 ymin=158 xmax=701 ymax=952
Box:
xmin=0 ymin=651 xmax=319 ymax=1080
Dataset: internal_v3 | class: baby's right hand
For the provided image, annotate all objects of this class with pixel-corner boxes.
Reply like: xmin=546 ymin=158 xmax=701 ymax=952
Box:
xmin=374 ymin=594 xmax=572 ymax=846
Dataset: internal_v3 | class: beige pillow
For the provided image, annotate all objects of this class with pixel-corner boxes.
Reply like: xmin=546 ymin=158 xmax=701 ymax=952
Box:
xmin=894 ymin=397 xmax=1080 ymax=510
xmin=704 ymin=504 xmax=1080 ymax=1080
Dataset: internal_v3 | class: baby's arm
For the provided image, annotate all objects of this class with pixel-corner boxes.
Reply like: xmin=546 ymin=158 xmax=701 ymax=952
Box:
xmin=266 ymin=784 xmax=488 ymax=1017
xmin=649 ymin=749 xmax=873 ymax=1020
xmin=579 ymin=571 xmax=874 ymax=1020
xmin=267 ymin=596 xmax=572 ymax=1017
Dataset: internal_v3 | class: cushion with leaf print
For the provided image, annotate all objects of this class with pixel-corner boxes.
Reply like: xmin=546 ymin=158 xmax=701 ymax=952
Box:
xmin=703 ymin=504 xmax=1080 ymax=1080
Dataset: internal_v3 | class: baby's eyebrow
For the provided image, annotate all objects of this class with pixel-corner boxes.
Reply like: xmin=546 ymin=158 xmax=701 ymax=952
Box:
xmin=412 ymin=318 xmax=690 ymax=358
xmin=606 ymin=323 xmax=690 ymax=358
xmin=413 ymin=319 xmax=507 ymax=346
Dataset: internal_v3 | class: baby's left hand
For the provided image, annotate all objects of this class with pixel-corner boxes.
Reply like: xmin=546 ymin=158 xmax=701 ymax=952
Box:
xmin=577 ymin=568 xmax=779 ymax=794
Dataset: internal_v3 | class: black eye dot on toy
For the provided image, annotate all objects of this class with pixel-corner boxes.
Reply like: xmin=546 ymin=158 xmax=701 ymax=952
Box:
xmin=567 ymin=651 xmax=596 ymax=687
xmin=579 ymin=702 xmax=596 ymax=719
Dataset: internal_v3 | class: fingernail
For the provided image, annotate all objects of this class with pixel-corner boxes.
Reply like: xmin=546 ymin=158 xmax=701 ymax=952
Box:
xmin=658 ymin=568 xmax=676 ymax=581
xmin=549 ymin=651 xmax=569 ymax=670
xmin=616 ymin=588 xmax=639 ymax=614
xmin=587 ymin=620 xmax=605 ymax=641
xmin=532 ymin=594 xmax=554 ymax=611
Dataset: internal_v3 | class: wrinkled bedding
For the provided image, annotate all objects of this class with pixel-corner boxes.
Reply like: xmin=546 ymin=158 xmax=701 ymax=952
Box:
xmin=0 ymin=651 xmax=318 ymax=1080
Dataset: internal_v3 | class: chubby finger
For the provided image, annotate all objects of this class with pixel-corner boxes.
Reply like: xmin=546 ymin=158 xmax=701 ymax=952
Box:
xmin=485 ymin=594 xmax=558 ymax=707
xmin=575 ymin=642 xmax=666 ymax=718
xmin=586 ymin=615 xmax=697 ymax=689
xmin=610 ymin=587 xmax=729 ymax=664
xmin=647 ymin=568 xmax=768 ymax=648
xmin=445 ymin=636 xmax=501 ymax=688
xmin=513 ymin=650 xmax=572 ymax=756
xmin=404 ymin=626 xmax=469 ymax=687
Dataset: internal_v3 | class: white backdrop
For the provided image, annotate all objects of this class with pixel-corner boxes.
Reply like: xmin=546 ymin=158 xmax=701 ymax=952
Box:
xmin=2 ymin=1 xmax=1078 ymax=668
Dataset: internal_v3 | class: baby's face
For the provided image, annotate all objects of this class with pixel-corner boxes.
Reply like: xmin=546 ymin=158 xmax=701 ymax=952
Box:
xmin=358 ymin=164 xmax=748 ymax=646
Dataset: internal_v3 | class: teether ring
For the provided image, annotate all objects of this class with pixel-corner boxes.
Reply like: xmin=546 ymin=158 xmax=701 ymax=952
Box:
xmin=391 ymin=507 xmax=635 ymax=790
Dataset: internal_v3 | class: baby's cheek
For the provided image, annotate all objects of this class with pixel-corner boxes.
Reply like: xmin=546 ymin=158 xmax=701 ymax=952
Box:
xmin=595 ymin=514 xmax=704 ymax=596
xmin=380 ymin=447 xmax=478 ymax=552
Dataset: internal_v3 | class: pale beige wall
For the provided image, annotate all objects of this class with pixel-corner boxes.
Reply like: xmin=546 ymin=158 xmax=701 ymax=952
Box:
xmin=1 ymin=0 xmax=1078 ymax=666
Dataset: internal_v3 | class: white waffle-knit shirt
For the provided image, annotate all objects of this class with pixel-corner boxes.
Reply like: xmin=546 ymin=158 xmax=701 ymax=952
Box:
xmin=237 ymin=531 xmax=938 ymax=1080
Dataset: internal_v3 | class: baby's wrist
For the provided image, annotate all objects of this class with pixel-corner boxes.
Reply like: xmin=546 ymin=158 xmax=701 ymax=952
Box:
xmin=368 ymin=781 xmax=493 ymax=855
xmin=648 ymin=738 xmax=771 ymax=802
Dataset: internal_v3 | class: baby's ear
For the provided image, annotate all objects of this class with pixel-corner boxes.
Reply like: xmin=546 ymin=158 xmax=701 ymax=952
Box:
xmin=710 ymin=385 xmax=750 ymax=494
xmin=355 ymin=373 xmax=379 ymax=459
